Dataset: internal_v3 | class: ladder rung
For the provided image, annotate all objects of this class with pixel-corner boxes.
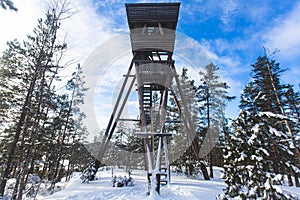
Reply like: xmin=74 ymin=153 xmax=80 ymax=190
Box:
xmin=123 ymin=74 xmax=135 ymax=77
xmin=134 ymin=132 xmax=173 ymax=137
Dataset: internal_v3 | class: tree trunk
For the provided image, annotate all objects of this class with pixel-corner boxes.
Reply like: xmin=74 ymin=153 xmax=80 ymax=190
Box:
xmin=65 ymin=161 xmax=72 ymax=182
xmin=16 ymin=133 xmax=37 ymax=200
xmin=294 ymin=172 xmax=300 ymax=187
xmin=16 ymin=69 xmax=51 ymax=200
xmin=286 ymin=169 xmax=293 ymax=186
xmin=270 ymin=141 xmax=280 ymax=174
xmin=200 ymin=160 xmax=210 ymax=180
xmin=208 ymin=152 xmax=213 ymax=178
xmin=0 ymin=72 xmax=38 ymax=196
xmin=266 ymin=63 xmax=300 ymax=158
xmin=206 ymin=87 xmax=214 ymax=179
xmin=41 ymin=160 xmax=49 ymax=180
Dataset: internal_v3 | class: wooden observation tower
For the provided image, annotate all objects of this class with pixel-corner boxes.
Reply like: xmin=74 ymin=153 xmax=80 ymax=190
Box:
xmin=94 ymin=3 xmax=201 ymax=192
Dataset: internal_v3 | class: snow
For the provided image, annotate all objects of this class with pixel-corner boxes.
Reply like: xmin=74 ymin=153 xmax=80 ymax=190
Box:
xmin=37 ymin=167 xmax=226 ymax=200
xmin=248 ymin=133 xmax=257 ymax=145
xmin=258 ymin=111 xmax=287 ymax=119
xmin=248 ymin=186 xmax=257 ymax=196
xmin=278 ymin=144 xmax=294 ymax=156
xmin=259 ymin=111 xmax=298 ymax=124
xmin=34 ymin=166 xmax=300 ymax=200
xmin=291 ymin=165 xmax=300 ymax=174
xmin=258 ymin=147 xmax=269 ymax=156
xmin=269 ymin=126 xmax=285 ymax=137
xmin=241 ymin=95 xmax=249 ymax=103
xmin=223 ymin=151 xmax=232 ymax=159
xmin=237 ymin=151 xmax=247 ymax=162
xmin=274 ymin=185 xmax=283 ymax=194
xmin=250 ymin=155 xmax=263 ymax=162
xmin=248 ymin=124 xmax=260 ymax=145
xmin=253 ymin=91 xmax=262 ymax=102
xmin=251 ymin=124 xmax=260 ymax=134
xmin=264 ymin=178 xmax=271 ymax=190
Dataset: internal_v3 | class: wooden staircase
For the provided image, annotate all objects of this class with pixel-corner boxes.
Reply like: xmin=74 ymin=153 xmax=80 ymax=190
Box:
xmin=142 ymin=84 xmax=152 ymax=125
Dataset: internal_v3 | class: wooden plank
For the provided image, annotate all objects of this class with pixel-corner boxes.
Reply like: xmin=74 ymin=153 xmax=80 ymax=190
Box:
xmin=130 ymin=34 xmax=176 ymax=52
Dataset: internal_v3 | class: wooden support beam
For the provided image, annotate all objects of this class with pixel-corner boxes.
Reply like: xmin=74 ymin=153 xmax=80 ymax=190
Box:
xmin=95 ymin=56 xmax=136 ymax=170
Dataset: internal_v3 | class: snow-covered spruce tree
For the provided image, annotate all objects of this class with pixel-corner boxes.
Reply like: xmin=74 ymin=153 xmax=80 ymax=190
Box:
xmin=239 ymin=50 xmax=300 ymax=186
xmin=283 ymin=87 xmax=300 ymax=187
xmin=220 ymin=51 xmax=300 ymax=199
xmin=221 ymin=108 xmax=295 ymax=199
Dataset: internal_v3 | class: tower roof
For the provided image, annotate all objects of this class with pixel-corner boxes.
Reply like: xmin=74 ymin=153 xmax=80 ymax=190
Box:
xmin=125 ymin=3 xmax=180 ymax=30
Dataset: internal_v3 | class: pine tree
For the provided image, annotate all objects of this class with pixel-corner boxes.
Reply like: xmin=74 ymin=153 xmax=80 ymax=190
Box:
xmin=0 ymin=48 xmax=20 ymax=182
xmin=126 ymin=127 xmax=144 ymax=171
xmin=168 ymin=67 xmax=212 ymax=179
xmin=239 ymin=50 xmax=300 ymax=185
xmin=197 ymin=63 xmax=234 ymax=178
xmin=179 ymin=67 xmax=200 ymax=177
xmin=0 ymin=1 xmax=79 ymax=198
xmin=49 ymin=64 xmax=88 ymax=192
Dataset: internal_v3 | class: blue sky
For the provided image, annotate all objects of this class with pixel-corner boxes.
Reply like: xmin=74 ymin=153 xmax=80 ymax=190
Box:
xmin=87 ymin=0 xmax=300 ymax=119
xmin=1 ymin=0 xmax=300 ymax=137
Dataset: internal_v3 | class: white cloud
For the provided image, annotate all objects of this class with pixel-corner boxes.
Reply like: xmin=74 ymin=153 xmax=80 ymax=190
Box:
xmin=199 ymin=38 xmax=247 ymax=76
xmin=282 ymin=67 xmax=300 ymax=88
xmin=0 ymin=0 xmax=115 ymax=62
xmin=180 ymin=0 xmax=239 ymax=30
xmin=81 ymin=34 xmax=133 ymax=138
xmin=245 ymin=1 xmax=270 ymax=24
xmin=59 ymin=0 xmax=115 ymax=63
xmin=219 ymin=0 xmax=238 ymax=27
xmin=0 ymin=0 xmax=44 ymax=52
xmin=264 ymin=2 xmax=300 ymax=59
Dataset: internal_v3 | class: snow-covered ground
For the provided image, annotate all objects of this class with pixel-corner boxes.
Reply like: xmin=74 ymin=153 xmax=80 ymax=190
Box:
xmin=37 ymin=167 xmax=300 ymax=200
